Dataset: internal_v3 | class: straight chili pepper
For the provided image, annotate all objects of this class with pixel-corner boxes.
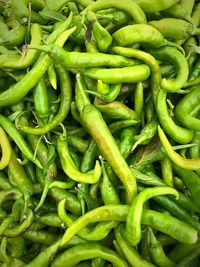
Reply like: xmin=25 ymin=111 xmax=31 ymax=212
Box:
xmin=75 ymin=74 xmax=137 ymax=203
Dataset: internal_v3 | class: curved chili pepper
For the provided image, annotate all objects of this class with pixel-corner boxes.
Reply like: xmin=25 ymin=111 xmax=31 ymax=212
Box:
xmin=158 ymin=125 xmax=200 ymax=170
xmin=52 ymin=243 xmax=129 ymax=267
xmin=20 ymin=65 xmax=72 ymax=134
xmin=112 ymin=46 xmax=161 ymax=106
xmin=0 ymin=23 xmax=43 ymax=69
xmin=60 ymin=204 xmax=198 ymax=246
xmin=83 ymin=0 xmax=147 ymax=24
xmin=58 ymin=198 xmax=118 ymax=241
xmin=150 ymin=46 xmax=189 ymax=92
xmin=124 ymin=186 xmax=178 ymax=246
xmin=0 ymin=20 xmax=26 ymax=48
xmin=175 ymin=85 xmax=200 ymax=131
xmin=1 ymin=208 xmax=34 ymax=238
xmin=112 ymin=24 xmax=182 ymax=50
xmin=57 ymin=135 xmax=101 ymax=184
xmin=156 ymin=89 xmax=193 ymax=144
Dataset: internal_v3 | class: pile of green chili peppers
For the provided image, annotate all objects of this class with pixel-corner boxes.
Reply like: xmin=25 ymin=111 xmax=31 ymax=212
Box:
xmin=0 ymin=0 xmax=200 ymax=266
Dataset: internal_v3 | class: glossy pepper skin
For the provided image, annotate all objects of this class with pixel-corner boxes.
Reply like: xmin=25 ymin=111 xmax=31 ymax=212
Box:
xmin=75 ymin=74 xmax=137 ymax=204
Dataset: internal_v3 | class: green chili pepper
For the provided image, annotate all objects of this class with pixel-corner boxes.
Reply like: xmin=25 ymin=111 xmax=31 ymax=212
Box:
xmin=99 ymin=156 xmax=120 ymax=205
xmin=0 ymin=126 xmax=12 ymax=170
xmin=191 ymin=2 xmax=200 ymax=27
xmin=183 ymin=36 xmax=198 ymax=72
xmin=33 ymin=77 xmax=50 ymax=124
xmin=90 ymin=13 xmax=113 ymax=53
xmin=150 ymin=46 xmax=189 ymax=92
xmin=112 ymin=24 xmax=182 ymax=50
xmin=52 ymin=243 xmax=129 ymax=267
xmin=112 ymin=46 xmax=161 ymax=106
xmin=141 ymin=208 xmax=198 ymax=244
xmin=67 ymin=134 xmax=89 ymax=154
xmin=8 ymin=150 xmax=34 ymax=214
xmin=173 ymin=164 xmax=200 ymax=209
xmin=81 ymin=138 xmax=98 ymax=173
xmin=124 ymin=186 xmax=178 ymax=246
xmin=83 ymin=65 xmax=150 ymax=84
xmin=7 ymin=236 xmax=25 ymax=259
xmin=29 ymin=44 xmax=140 ymax=68
xmin=148 ymin=18 xmax=200 ymax=40
xmin=75 ymin=74 xmax=137 ymax=203
xmin=47 ymin=63 xmax=57 ymax=90
xmin=158 ymin=125 xmax=200 ymax=170
xmin=175 ymin=85 xmax=200 ymax=131
xmin=119 ymin=127 xmax=137 ymax=160
xmin=156 ymin=233 xmax=177 ymax=247
xmin=58 ymin=198 xmax=118 ymax=241
xmin=148 ymin=227 xmax=176 ymax=267
xmin=0 ymin=23 xmax=43 ymax=69
xmin=0 ymin=20 xmax=26 ymax=48
xmin=160 ymin=156 xmax=174 ymax=187
xmin=156 ymin=89 xmax=193 ymax=144
xmin=109 ymin=119 xmax=138 ymax=134
xmin=10 ymin=0 xmax=29 ymax=23
xmin=21 ymin=65 xmax=72 ymax=134
xmin=57 ymin=134 xmax=101 ymax=184
xmin=1 ymin=208 xmax=34 ymax=238
xmin=188 ymin=58 xmax=200 ymax=82
xmin=84 ymin=0 xmax=147 ymax=24
xmin=23 ymin=229 xmax=57 ymax=245
xmin=60 ymin=205 xmax=198 ymax=246
xmin=114 ymin=224 xmax=155 ymax=267
xmin=36 ymin=212 xmax=63 ymax=228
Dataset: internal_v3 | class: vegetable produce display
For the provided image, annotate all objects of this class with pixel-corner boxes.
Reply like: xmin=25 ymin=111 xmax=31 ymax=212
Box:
xmin=0 ymin=0 xmax=200 ymax=266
